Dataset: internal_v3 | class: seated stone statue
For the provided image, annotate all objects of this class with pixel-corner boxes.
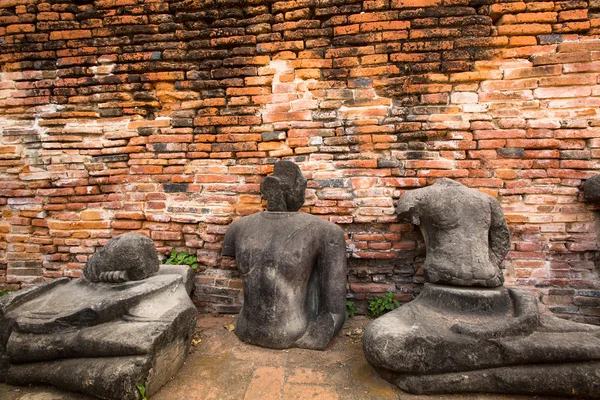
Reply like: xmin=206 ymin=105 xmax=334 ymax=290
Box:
xmin=222 ymin=160 xmax=346 ymax=350
xmin=0 ymin=232 xmax=197 ymax=400
xmin=363 ymin=178 xmax=600 ymax=398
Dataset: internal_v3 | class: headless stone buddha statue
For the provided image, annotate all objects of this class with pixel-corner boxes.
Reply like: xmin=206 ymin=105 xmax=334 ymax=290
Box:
xmin=363 ymin=178 xmax=600 ymax=398
xmin=222 ymin=161 xmax=347 ymax=350
xmin=0 ymin=233 xmax=197 ymax=400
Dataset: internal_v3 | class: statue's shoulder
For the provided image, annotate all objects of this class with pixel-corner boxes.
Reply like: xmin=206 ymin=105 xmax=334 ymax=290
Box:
xmin=229 ymin=212 xmax=263 ymax=227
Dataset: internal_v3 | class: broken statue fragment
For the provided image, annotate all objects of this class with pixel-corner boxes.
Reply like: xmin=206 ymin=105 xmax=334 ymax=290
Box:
xmin=222 ymin=160 xmax=347 ymax=350
xmin=0 ymin=232 xmax=197 ymax=400
xmin=363 ymin=178 xmax=600 ymax=398
xmin=584 ymin=174 xmax=600 ymax=204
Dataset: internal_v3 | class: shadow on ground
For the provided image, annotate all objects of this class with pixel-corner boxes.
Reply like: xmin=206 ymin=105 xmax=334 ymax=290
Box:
xmin=0 ymin=315 xmax=565 ymax=400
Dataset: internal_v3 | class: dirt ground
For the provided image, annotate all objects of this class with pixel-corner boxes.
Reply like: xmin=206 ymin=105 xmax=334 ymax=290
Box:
xmin=0 ymin=315 xmax=564 ymax=400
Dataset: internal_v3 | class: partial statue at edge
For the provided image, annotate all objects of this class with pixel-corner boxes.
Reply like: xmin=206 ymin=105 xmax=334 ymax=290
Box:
xmin=363 ymin=178 xmax=600 ymax=398
xmin=222 ymin=160 xmax=347 ymax=350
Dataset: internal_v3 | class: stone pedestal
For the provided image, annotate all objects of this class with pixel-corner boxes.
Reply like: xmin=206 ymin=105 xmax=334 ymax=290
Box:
xmin=364 ymin=283 xmax=600 ymax=398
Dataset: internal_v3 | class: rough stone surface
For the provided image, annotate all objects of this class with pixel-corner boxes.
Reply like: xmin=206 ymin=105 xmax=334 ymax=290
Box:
xmin=396 ymin=178 xmax=510 ymax=287
xmin=364 ymin=178 xmax=600 ymax=398
xmin=84 ymin=232 xmax=160 ymax=282
xmin=0 ymin=235 xmax=196 ymax=400
xmin=260 ymin=160 xmax=307 ymax=212
xmin=222 ymin=161 xmax=346 ymax=350
xmin=584 ymin=175 xmax=600 ymax=204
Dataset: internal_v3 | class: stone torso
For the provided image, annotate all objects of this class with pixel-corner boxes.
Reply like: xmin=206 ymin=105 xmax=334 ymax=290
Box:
xmin=418 ymin=185 xmax=500 ymax=286
xmin=397 ymin=179 xmax=508 ymax=287
xmin=223 ymin=212 xmax=343 ymax=348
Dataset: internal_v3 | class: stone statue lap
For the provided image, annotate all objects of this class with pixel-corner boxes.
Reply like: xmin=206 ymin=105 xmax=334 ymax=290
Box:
xmin=222 ymin=161 xmax=347 ymax=350
xmin=363 ymin=178 xmax=600 ymax=398
xmin=0 ymin=232 xmax=197 ymax=400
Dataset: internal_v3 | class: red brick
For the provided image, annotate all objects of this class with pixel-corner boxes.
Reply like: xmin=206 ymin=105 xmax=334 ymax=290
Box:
xmin=151 ymin=231 xmax=182 ymax=241
xmin=392 ymin=0 xmax=441 ymax=7
xmin=361 ymin=21 xmax=409 ymax=32
xmin=257 ymin=41 xmax=304 ymax=53
xmin=105 ymin=15 xmax=148 ymax=25
xmin=563 ymin=62 xmax=600 ymax=74
xmin=379 ymin=178 xmax=426 ymax=187
xmin=558 ymin=41 xmax=600 ymax=53
xmin=508 ymin=36 xmax=538 ymax=47
xmin=350 ymin=283 xmax=396 ymax=293
xmin=499 ymin=12 xmax=557 ymax=25
xmin=526 ymin=2 xmax=554 ymax=12
xmin=148 ymin=134 xmax=193 ymax=143
xmin=348 ymin=11 xmax=398 ymax=23
xmin=262 ymin=111 xmax=312 ymax=123
xmin=364 ymin=0 xmax=390 ymax=10
xmin=539 ymin=75 xmax=596 ymax=87
xmin=410 ymin=28 xmax=460 ymax=39
xmin=112 ymin=220 xmax=143 ymax=230
xmin=6 ymin=24 xmax=35 ymax=34
xmin=534 ymin=86 xmax=591 ymax=99
xmin=497 ymin=23 xmax=552 ymax=36
xmin=553 ymin=21 xmax=591 ymax=33
xmin=194 ymin=116 xmax=239 ymax=126
xmin=96 ymin=0 xmax=137 ymax=7
xmin=49 ymin=30 xmax=92 ymax=40
xmin=504 ymin=65 xmax=562 ymax=80
xmin=130 ymin=165 xmax=162 ymax=174
xmin=558 ymin=9 xmax=588 ymax=22
xmin=142 ymin=72 xmax=184 ymax=81
xmin=334 ymin=25 xmax=359 ymax=35
xmin=507 ymin=139 xmax=560 ymax=149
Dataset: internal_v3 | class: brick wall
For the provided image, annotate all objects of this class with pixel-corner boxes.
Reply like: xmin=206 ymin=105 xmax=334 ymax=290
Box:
xmin=1 ymin=0 xmax=599 ymax=323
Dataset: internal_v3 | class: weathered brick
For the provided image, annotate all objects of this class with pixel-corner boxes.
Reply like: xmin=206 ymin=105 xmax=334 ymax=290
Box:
xmin=497 ymin=23 xmax=552 ymax=36
xmin=499 ymin=12 xmax=557 ymax=25
xmin=503 ymin=65 xmax=562 ymax=80
xmin=49 ymin=30 xmax=92 ymax=40
xmin=534 ymin=86 xmax=591 ymax=99
xmin=392 ymin=0 xmax=441 ymax=7
xmin=0 ymin=0 xmax=598 ymax=318
xmin=558 ymin=9 xmax=588 ymax=22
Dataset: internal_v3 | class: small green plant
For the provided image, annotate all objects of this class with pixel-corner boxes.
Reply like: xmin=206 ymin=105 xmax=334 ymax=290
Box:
xmin=0 ymin=287 xmax=15 ymax=297
xmin=166 ymin=249 xmax=199 ymax=270
xmin=136 ymin=383 xmax=147 ymax=400
xmin=346 ymin=300 xmax=358 ymax=319
xmin=368 ymin=292 xmax=401 ymax=318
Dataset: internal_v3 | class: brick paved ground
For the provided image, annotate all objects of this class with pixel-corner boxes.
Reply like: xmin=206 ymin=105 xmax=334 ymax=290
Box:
xmin=0 ymin=315 xmax=563 ymax=400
